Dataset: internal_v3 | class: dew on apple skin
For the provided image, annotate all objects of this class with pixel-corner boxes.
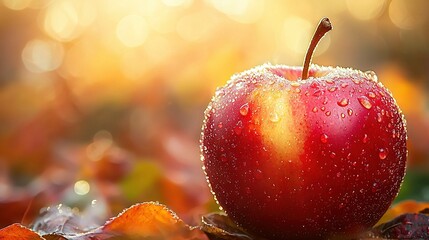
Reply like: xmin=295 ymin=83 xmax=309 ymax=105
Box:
xmin=358 ymin=96 xmax=372 ymax=110
xmin=321 ymin=106 xmax=326 ymax=111
xmin=328 ymin=86 xmax=337 ymax=92
xmin=218 ymin=122 xmax=223 ymax=128
xmin=270 ymin=112 xmax=280 ymax=122
xmin=254 ymin=169 xmax=263 ymax=180
xmin=310 ymin=82 xmax=319 ymax=88
xmin=320 ymin=134 xmax=328 ymax=143
xmin=337 ymin=98 xmax=349 ymax=107
xmin=365 ymin=70 xmax=378 ymax=82
xmin=240 ymin=103 xmax=249 ymax=116
xmin=313 ymin=89 xmax=323 ymax=96
xmin=377 ymin=113 xmax=383 ymax=122
xmin=325 ymin=111 xmax=331 ymax=116
xmin=368 ymin=91 xmax=376 ymax=98
xmin=347 ymin=109 xmax=353 ymax=116
xmin=290 ymin=81 xmax=300 ymax=87
xmin=341 ymin=113 xmax=345 ymax=118
xmin=312 ymin=107 xmax=318 ymax=113
xmin=341 ymin=82 xmax=348 ymax=88
xmin=363 ymin=134 xmax=368 ymax=143
xmin=372 ymin=182 xmax=378 ymax=193
xmin=323 ymin=97 xmax=328 ymax=105
xmin=234 ymin=121 xmax=243 ymax=135
xmin=379 ymin=148 xmax=387 ymax=160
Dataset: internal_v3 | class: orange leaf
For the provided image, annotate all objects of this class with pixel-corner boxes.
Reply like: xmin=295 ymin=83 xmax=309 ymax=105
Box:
xmin=376 ymin=200 xmax=429 ymax=226
xmin=0 ymin=223 xmax=43 ymax=240
xmin=98 ymin=202 xmax=207 ymax=239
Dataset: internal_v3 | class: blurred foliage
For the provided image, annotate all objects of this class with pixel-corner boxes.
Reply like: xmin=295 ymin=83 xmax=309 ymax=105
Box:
xmin=0 ymin=0 xmax=428 ymax=229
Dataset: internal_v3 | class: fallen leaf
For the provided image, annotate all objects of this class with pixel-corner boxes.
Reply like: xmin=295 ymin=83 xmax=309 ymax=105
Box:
xmin=372 ymin=212 xmax=429 ymax=239
xmin=201 ymin=212 xmax=264 ymax=240
xmin=376 ymin=200 xmax=429 ymax=225
xmin=0 ymin=223 xmax=43 ymax=240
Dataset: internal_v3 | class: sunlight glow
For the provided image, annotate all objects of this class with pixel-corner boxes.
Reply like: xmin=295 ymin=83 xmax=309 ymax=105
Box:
xmin=74 ymin=180 xmax=90 ymax=195
xmin=116 ymin=14 xmax=149 ymax=47
xmin=21 ymin=39 xmax=64 ymax=73
xmin=2 ymin=0 xmax=31 ymax=10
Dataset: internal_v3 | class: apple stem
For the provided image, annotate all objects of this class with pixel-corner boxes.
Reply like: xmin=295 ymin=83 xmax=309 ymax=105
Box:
xmin=302 ymin=17 xmax=332 ymax=80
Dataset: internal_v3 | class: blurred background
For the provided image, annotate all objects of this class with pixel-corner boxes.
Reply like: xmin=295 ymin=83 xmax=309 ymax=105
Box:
xmin=0 ymin=0 xmax=428 ymax=228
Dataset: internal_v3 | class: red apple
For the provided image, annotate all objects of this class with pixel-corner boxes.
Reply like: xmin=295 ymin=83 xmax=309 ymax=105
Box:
xmin=200 ymin=18 xmax=407 ymax=239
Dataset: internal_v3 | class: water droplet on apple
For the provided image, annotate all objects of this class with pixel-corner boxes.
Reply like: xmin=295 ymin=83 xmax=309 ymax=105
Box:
xmin=310 ymin=82 xmax=319 ymax=88
xmin=341 ymin=82 xmax=348 ymax=88
xmin=377 ymin=113 xmax=382 ymax=122
xmin=295 ymin=88 xmax=301 ymax=93
xmin=330 ymin=152 xmax=336 ymax=159
xmin=326 ymin=79 xmax=334 ymax=84
xmin=341 ymin=113 xmax=345 ymax=118
xmin=313 ymin=89 xmax=322 ymax=96
xmin=218 ymin=122 xmax=223 ymax=128
xmin=337 ymin=98 xmax=349 ymax=107
xmin=347 ymin=108 xmax=353 ymax=116
xmin=254 ymin=169 xmax=263 ymax=180
xmin=368 ymin=92 xmax=376 ymax=98
xmin=328 ymin=86 xmax=337 ymax=92
xmin=365 ymin=70 xmax=378 ymax=82
xmin=234 ymin=121 xmax=243 ymax=135
xmin=270 ymin=112 xmax=280 ymax=122
xmin=320 ymin=134 xmax=328 ymax=143
xmin=379 ymin=148 xmax=387 ymax=160
xmin=362 ymin=134 xmax=368 ymax=143
xmin=322 ymin=97 xmax=328 ymax=105
xmin=352 ymin=161 xmax=357 ymax=166
xmin=371 ymin=182 xmax=378 ymax=192
xmin=347 ymin=153 xmax=352 ymax=160
xmin=321 ymin=106 xmax=326 ymax=111
xmin=290 ymin=81 xmax=300 ymax=87
xmin=358 ymin=96 xmax=372 ymax=109
xmin=325 ymin=111 xmax=331 ymax=116
xmin=312 ymin=107 xmax=318 ymax=113
xmin=240 ymin=103 xmax=249 ymax=116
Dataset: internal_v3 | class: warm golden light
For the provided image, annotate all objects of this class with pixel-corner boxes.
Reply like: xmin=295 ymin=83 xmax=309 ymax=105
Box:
xmin=74 ymin=180 xmax=90 ymax=195
xmin=2 ymin=0 xmax=31 ymax=10
xmin=346 ymin=0 xmax=386 ymax=21
xmin=116 ymin=14 xmax=149 ymax=47
xmin=21 ymin=39 xmax=64 ymax=73
xmin=208 ymin=0 xmax=265 ymax=23
xmin=389 ymin=0 xmax=425 ymax=30
xmin=162 ymin=0 xmax=192 ymax=7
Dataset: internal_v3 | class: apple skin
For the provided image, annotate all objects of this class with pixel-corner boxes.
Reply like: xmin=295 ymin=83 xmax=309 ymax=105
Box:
xmin=200 ymin=63 xmax=407 ymax=239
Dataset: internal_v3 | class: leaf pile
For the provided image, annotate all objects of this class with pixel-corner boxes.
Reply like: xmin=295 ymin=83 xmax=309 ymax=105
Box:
xmin=0 ymin=200 xmax=428 ymax=240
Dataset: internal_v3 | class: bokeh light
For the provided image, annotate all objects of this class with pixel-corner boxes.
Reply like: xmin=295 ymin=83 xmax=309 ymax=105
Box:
xmin=74 ymin=180 xmax=90 ymax=196
xmin=346 ymin=0 xmax=386 ymax=21
xmin=43 ymin=0 xmax=96 ymax=42
xmin=2 ymin=0 xmax=31 ymax=10
xmin=21 ymin=39 xmax=64 ymax=73
xmin=116 ymin=14 xmax=149 ymax=47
